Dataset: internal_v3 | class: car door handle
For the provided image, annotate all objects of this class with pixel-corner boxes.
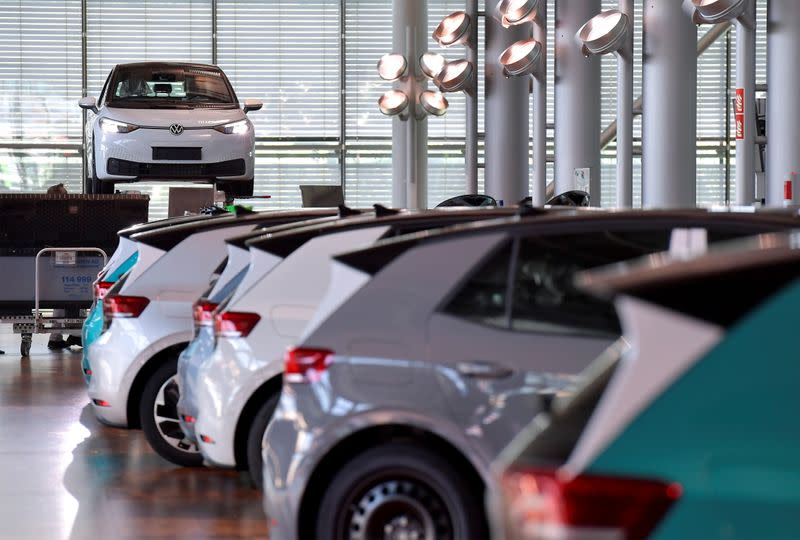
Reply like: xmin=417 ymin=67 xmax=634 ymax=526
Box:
xmin=456 ymin=361 xmax=513 ymax=379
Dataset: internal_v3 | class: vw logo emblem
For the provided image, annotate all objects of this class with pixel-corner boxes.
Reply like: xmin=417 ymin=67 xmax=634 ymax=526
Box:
xmin=169 ymin=123 xmax=184 ymax=136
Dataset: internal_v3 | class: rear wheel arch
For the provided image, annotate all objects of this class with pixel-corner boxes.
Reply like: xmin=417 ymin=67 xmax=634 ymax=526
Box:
xmin=233 ymin=374 xmax=283 ymax=470
xmin=125 ymin=342 xmax=189 ymax=429
xmin=297 ymin=424 xmax=487 ymax=539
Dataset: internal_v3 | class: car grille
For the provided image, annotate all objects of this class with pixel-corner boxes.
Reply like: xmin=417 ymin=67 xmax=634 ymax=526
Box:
xmin=107 ymin=158 xmax=245 ymax=178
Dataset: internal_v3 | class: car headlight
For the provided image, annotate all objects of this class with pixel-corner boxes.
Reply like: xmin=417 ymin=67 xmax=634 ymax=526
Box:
xmin=99 ymin=117 xmax=139 ymax=134
xmin=213 ymin=120 xmax=249 ymax=135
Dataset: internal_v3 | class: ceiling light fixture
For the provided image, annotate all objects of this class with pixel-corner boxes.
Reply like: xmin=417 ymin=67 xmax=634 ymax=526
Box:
xmin=377 ymin=90 xmax=409 ymax=116
xmin=433 ymin=11 xmax=471 ymax=47
xmin=377 ymin=53 xmax=408 ymax=81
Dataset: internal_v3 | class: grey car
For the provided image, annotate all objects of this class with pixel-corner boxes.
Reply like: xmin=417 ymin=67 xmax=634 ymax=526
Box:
xmin=260 ymin=208 xmax=800 ymax=540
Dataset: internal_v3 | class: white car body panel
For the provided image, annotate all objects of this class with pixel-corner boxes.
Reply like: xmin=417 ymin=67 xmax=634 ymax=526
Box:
xmin=100 ymin=236 xmax=137 ymax=277
xmin=126 ymin=242 xmax=167 ymax=283
xmin=564 ymin=295 xmax=723 ymax=476
xmin=299 ymin=260 xmax=372 ymax=343
xmin=206 ymin=243 xmax=251 ymax=299
xmin=227 ymin=248 xmax=284 ymax=306
xmin=194 ymin=225 xmax=392 ymax=467
xmin=87 ymin=222 xmax=256 ymax=426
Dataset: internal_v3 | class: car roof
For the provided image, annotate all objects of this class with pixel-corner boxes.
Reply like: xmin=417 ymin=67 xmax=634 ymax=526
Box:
xmin=130 ymin=208 xmax=338 ymax=251
xmin=244 ymin=206 xmax=529 ymax=257
xmin=332 ymin=208 xmax=800 ymax=275
xmin=579 ymin=230 xmax=800 ymax=299
xmin=114 ymin=61 xmax=223 ymax=71
xmin=223 ymin=215 xmax=344 ymax=250
xmin=118 ymin=212 xmax=215 ymax=239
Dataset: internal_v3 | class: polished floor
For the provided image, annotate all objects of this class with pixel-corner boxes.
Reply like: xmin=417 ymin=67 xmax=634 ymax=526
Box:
xmin=0 ymin=328 xmax=268 ymax=540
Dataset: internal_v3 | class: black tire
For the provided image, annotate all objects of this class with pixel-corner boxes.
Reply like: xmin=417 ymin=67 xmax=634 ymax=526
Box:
xmin=91 ymin=154 xmax=115 ymax=195
xmin=316 ymin=443 xmax=487 ymax=540
xmin=245 ymin=393 xmax=280 ymax=490
xmin=139 ymin=357 xmax=203 ymax=467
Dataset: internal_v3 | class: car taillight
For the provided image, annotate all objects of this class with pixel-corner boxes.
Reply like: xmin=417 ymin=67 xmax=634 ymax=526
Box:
xmin=214 ymin=311 xmax=260 ymax=338
xmin=103 ymin=295 xmax=150 ymax=320
xmin=501 ymin=468 xmax=681 ymax=540
xmin=94 ymin=281 xmax=113 ymax=300
xmin=193 ymin=300 xmax=219 ymax=327
xmin=284 ymin=347 xmax=333 ymax=384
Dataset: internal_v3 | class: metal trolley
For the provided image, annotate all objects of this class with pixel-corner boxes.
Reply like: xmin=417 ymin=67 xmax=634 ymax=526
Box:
xmin=1 ymin=247 xmax=107 ymax=357
xmin=0 ymin=193 xmax=148 ymax=357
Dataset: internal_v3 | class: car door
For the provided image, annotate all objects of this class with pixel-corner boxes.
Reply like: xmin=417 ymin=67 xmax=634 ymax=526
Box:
xmin=425 ymin=223 xmax=674 ymax=461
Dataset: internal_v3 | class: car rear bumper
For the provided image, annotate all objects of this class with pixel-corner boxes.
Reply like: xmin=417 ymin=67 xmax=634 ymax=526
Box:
xmin=194 ymin=336 xmax=281 ymax=468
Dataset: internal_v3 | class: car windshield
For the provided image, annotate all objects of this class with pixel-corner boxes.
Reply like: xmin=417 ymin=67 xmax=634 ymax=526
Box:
xmin=106 ymin=65 xmax=236 ymax=108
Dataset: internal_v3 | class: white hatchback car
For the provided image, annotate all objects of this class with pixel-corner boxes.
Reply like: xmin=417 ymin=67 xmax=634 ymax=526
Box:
xmin=79 ymin=62 xmax=262 ymax=195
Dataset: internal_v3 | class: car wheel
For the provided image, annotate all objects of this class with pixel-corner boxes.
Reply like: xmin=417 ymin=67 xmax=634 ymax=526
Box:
xmin=91 ymin=155 xmax=115 ymax=195
xmin=245 ymin=393 xmax=280 ymax=490
xmin=139 ymin=358 xmax=203 ymax=467
xmin=316 ymin=443 xmax=487 ymax=540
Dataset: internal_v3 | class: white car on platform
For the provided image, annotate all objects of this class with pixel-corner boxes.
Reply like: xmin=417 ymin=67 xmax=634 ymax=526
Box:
xmin=79 ymin=61 xmax=261 ymax=195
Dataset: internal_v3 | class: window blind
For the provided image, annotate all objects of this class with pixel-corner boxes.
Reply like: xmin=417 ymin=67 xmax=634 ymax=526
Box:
xmin=0 ymin=0 xmax=82 ymax=193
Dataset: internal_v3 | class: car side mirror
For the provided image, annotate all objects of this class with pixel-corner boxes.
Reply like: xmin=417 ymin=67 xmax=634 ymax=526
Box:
xmin=243 ymin=99 xmax=263 ymax=113
xmin=79 ymin=96 xmax=98 ymax=114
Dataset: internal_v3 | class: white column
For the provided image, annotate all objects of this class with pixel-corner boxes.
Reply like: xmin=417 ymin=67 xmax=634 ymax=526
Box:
xmin=642 ymin=0 xmax=696 ymax=208
xmin=617 ymin=0 xmax=634 ymax=208
xmin=485 ymin=15 xmax=529 ymax=206
xmin=734 ymin=1 xmax=756 ymax=205
xmin=391 ymin=0 xmax=428 ymax=209
xmin=766 ymin=0 xmax=800 ymax=206
xmin=531 ymin=3 xmax=547 ymax=206
xmin=554 ymin=0 xmax=601 ymax=204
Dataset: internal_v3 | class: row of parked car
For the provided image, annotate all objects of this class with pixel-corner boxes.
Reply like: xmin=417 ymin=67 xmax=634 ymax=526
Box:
xmin=82 ymin=201 xmax=800 ymax=539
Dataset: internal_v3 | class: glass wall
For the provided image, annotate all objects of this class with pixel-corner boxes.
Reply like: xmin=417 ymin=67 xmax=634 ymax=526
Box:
xmin=0 ymin=0 xmax=766 ymax=218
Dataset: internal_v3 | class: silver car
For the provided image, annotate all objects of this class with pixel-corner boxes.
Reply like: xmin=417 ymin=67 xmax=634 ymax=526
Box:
xmin=261 ymin=209 xmax=800 ymax=540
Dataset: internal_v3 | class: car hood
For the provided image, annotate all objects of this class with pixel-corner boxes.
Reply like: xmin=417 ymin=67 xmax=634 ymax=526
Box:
xmin=102 ymin=106 xmax=246 ymax=129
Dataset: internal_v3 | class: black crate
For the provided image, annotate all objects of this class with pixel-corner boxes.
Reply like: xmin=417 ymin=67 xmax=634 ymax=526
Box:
xmin=0 ymin=194 xmax=150 ymax=256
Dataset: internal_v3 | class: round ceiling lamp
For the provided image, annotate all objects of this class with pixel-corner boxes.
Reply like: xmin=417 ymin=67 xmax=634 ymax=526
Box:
xmin=433 ymin=11 xmax=471 ymax=47
xmin=434 ymin=59 xmax=474 ymax=92
xmin=499 ymin=38 xmax=543 ymax=77
xmin=378 ymin=90 xmax=409 ymax=116
xmin=377 ymin=53 xmax=408 ymax=81
xmin=420 ymin=91 xmax=449 ymax=116
xmin=419 ymin=52 xmax=447 ymax=80
xmin=496 ymin=0 xmax=541 ymax=26
xmin=577 ymin=10 xmax=631 ymax=56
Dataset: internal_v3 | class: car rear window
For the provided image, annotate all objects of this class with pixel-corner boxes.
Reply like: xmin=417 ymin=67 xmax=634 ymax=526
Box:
xmin=209 ymin=267 xmax=249 ymax=303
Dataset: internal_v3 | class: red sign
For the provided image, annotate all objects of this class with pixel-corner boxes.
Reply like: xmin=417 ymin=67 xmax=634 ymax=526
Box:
xmin=735 ymin=88 xmax=745 ymax=140
xmin=785 ymin=179 xmax=794 ymax=202
xmin=735 ymin=114 xmax=745 ymax=140
xmin=735 ymin=88 xmax=745 ymax=114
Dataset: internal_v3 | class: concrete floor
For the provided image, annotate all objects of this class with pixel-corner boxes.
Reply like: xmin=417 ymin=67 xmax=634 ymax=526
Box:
xmin=0 ymin=328 xmax=268 ymax=540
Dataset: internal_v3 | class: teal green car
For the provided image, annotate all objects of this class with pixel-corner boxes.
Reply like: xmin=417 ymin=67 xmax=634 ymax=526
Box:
xmin=81 ymin=251 xmax=138 ymax=383
xmin=493 ymin=232 xmax=800 ymax=540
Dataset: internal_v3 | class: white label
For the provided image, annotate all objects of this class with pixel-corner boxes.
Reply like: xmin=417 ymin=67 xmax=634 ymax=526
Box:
xmin=574 ymin=167 xmax=591 ymax=194
xmin=54 ymin=251 xmax=77 ymax=267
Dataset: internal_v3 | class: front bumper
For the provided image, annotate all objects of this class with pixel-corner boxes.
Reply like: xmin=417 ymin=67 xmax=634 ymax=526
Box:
xmin=194 ymin=336 xmax=281 ymax=468
xmin=95 ymin=126 xmax=254 ymax=181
